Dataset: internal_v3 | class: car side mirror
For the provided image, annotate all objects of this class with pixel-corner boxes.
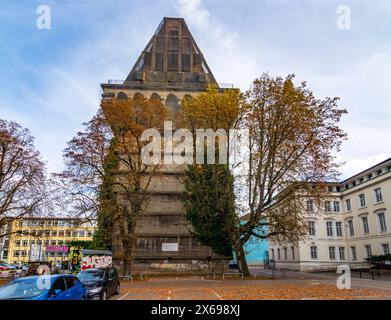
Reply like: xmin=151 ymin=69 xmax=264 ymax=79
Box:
xmin=51 ymin=289 xmax=62 ymax=297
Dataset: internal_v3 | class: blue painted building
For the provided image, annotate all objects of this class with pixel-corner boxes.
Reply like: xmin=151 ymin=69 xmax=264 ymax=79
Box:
xmin=244 ymin=237 xmax=269 ymax=265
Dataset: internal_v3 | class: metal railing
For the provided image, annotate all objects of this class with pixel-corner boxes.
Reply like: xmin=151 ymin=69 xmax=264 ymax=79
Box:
xmin=106 ymin=80 xmax=234 ymax=90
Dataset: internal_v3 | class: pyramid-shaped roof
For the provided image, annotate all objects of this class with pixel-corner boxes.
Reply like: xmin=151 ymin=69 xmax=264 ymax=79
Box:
xmin=125 ymin=17 xmax=218 ymax=90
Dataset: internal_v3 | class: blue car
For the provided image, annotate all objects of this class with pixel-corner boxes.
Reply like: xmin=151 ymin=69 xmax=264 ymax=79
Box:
xmin=0 ymin=274 xmax=87 ymax=300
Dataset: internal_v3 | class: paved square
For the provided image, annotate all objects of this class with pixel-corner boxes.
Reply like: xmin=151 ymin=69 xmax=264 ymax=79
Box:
xmin=112 ymin=275 xmax=389 ymax=300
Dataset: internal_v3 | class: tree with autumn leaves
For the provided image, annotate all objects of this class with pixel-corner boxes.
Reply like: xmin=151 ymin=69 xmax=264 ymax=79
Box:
xmin=180 ymin=75 xmax=347 ymax=276
xmin=0 ymin=120 xmax=47 ymax=242
xmin=58 ymin=97 xmax=166 ymax=275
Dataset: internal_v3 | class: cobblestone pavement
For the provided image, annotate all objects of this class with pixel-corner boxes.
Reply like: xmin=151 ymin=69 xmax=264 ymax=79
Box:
xmin=111 ymin=276 xmax=390 ymax=300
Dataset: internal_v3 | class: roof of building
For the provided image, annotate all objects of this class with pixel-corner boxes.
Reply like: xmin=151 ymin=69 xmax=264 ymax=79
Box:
xmin=123 ymin=17 xmax=218 ymax=91
xmin=341 ymin=157 xmax=391 ymax=184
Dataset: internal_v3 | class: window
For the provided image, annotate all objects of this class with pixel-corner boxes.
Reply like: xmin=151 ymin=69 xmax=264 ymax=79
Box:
xmin=345 ymin=199 xmax=352 ymax=211
xmin=378 ymin=212 xmax=387 ymax=232
xmin=324 ymin=201 xmax=331 ymax=212
xmin=308 ymin=221 xmax=316 ymax=236
xmin=155 ymin=53 xmax=164 ymax=71
xmin=59 ymin=231 xmax=65 ymax=237
xmin=50 ymin=240 xmax=56 ymax=246
xmin=271 ymin=249 xmax=275 ymax=260
xmin=182 ymin=54 xmax=190 ymax=72
xmin=277 ymin=248 xmax=281 ymax=260
xmin=22 ymin=240 xmax=28 ymax=247
xmin=375 ymin=188 xmax=383 ymax=203
xmin=350 ymin=247 xmax=357 ymax=261
xmin=336 ymin=222 xmax=343 ymax=237
xmin=310 ymin=246 xmax=318 ymax=259
xmin=306 ymin=200 xmax=314 ymax=212
xmin=284 ymin=247 xmax=288 ymax=260
xmin=347 ymin=220 xmax=354 ymax=237
xmin=361 ymin=217 xmax=369 ymax=234
xmin=52 ymin=278 xmax=66 ymax=293
xmin=339 ymin=247 xmax=345 ymax=260
xmin=64 ymin=277 xmax=78 ymax=290
xmin=51 ymin=230 xmax=57 ymax=237
xmin=79 ymin=230 xmax=85 ymax=237
xmin=333 ymin=201 xmax=340 ymax=212
xmin=326 ymin=221 xmax=334 ymax=237
xmin=359 ymin=194 xmax=366 ymax=207
xmin=14 ymin=241 xmax=21 ymax=247
xmin=382 ymin=244 xmax=390 ymax=255
xmin=87 ymin=230 xmax=93 ymax=237
xmin=365 ymin=245 xmax=372 ymax=258
xmin=167 ymin=53 xmax=178 ymax=71
xmin=13 ymin=251 xmax=20 ymax=257
xmin=291 ymin=247 xmax=295 ymax=260
xmin=329 ymin=247 xmax=336 ymax=260
xmin=108 ymin=269 xmax=117 ymax=281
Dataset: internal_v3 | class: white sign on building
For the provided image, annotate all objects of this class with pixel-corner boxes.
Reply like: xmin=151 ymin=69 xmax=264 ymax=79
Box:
xmin=30 ymin=244 xmax=42 ymax=261
xmin=162 ymin=243 xmax=179 ymax=252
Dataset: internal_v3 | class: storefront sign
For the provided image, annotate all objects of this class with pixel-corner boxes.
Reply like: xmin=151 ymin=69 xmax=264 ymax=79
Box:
xmin=46 ymin=245 xmax=68 ymax=253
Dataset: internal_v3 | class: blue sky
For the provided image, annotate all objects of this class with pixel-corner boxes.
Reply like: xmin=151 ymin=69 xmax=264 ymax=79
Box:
xmin=0 ymin=0 xmax=390 ymax=178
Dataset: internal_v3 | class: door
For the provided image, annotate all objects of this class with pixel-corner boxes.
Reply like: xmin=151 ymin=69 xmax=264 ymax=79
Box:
xmin=64 ymin=276 xmax=82 ymax=300
xmin=107 ymin=269 xmax=117 ymax=295
xmin=49 ymin=278 xmax=68 ymax=300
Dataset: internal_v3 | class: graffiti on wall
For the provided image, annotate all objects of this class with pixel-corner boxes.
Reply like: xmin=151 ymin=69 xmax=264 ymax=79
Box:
xmin=81 ymin=255 xmax=112 ymax=271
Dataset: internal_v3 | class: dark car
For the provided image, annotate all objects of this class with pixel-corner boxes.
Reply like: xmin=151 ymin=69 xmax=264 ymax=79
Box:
xmin=229 ymin=260 xmax=238 ymax=270
xmin=77 ymin=268 xmax=120 ymax=300
xmin=0 ymin=275 xmax=87 ymax=300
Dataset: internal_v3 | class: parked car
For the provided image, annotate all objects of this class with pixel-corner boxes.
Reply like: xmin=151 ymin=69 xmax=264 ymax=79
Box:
xmin=0 ymin=264 xmax=9 ymax=271
xmin=5 ymin=264 xmax=17 ymax=271
xmin=26 ymin=262 xmax=51 ymax=276
xmin=0 ymin=275 xmax=87 ymax=300
xmin=229 ymin=260 xmax=238 ymax=270
xmin=77 ymin=268 xmax=120 ymax=300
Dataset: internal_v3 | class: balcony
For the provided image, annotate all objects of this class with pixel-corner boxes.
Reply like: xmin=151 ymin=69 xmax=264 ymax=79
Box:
xmin=102 ymin=80 xmax=234 ymax=92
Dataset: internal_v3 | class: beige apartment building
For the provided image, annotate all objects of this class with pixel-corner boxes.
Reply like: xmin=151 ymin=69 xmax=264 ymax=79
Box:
xmin=270 ymin=157 xmax=391 ymax=271
xmin=0 ymin=217 xmax=96 ymax=265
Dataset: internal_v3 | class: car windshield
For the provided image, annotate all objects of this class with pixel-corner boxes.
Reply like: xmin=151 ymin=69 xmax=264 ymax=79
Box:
xmin=0 ymin=278 xmax=50 ymax=300
xmin=77 ymin=270 xmax=105 ymax=282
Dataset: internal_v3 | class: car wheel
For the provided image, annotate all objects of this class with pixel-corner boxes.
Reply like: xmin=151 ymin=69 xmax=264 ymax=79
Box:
xmin=101 ymin=290 xmax=107 ymax=300
xmin=115 ymin=284 xmax=120 ymax=295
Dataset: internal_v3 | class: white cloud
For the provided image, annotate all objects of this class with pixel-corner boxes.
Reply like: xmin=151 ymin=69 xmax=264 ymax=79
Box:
xmin=177 ymin=0 xmax=267 ymax=89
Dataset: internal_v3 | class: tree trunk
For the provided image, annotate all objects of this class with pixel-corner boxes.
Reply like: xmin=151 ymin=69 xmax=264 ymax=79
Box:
xmin=121 ymin=239 xmax=133 ymax=277
xmin=232 ymin=230 xmax=250 ymax=276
